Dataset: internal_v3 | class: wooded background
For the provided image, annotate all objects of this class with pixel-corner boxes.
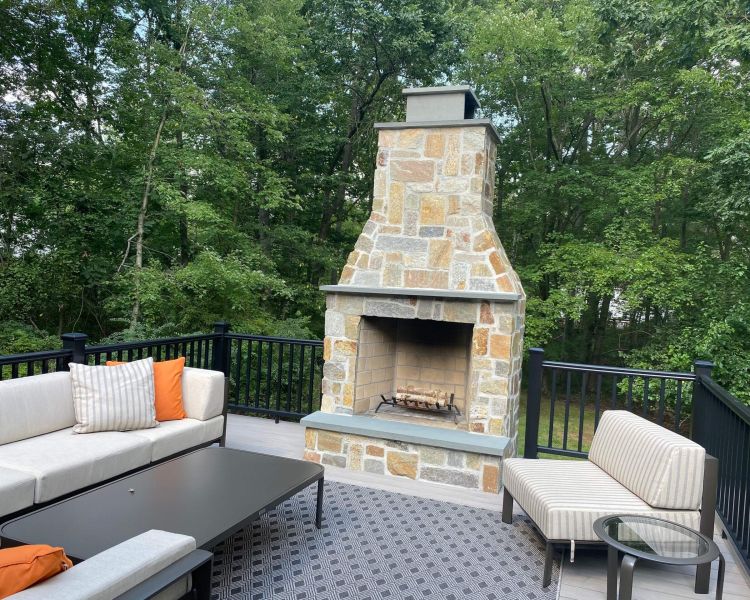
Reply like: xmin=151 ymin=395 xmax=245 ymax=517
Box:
xmin=1 ymin=0 xmax=749 ymax=402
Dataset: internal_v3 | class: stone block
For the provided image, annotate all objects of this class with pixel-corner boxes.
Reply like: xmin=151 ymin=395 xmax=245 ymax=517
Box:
xmin=418 ymin=226 xmax=444 ymax=238
xmin=344 ymin=315 xmax=361 ymax=339
xmin=463 ymin=128 xmax=485 ymax=151
xmin=334 ymin=339 xmax=357 ymax=356
xmin=317 ymin=431 xmax=343 ymax=453
xmin=437 ymin=177 xmax=470 ymax=193
xmin=377 ymin=235 xmax=428 ymax=253
xmin=442 ymin=300 xmax=476 ymax=323
xmin=489 ymin=251 xmax=506 ymax=274
xmin=398 ymin=129 xmax=425 ymax=149
xmin=404 ymin=270 xmax=449 ymax=289
xmin=379 ymin=130 xmax=397 ymax=148
xmin=323 ymin=337 xmax=332 ymax=361
xmin=490 ymin=334 xmax=511 ymax=359
xmin=364 ymin=300 xmax=416 ymax=319
xmin=424 ymin=133 xmax=445 ymax=157
xmin=420 ymin=446 xmax=447 ymax=465
xmin=342 ymin=384 xmax=354 ymax=407
xmin=388 ymin=182 xmax=405 ymax=224
xmin=323 ymin=361 xmax=346 ymax=381
xmin=325 ymin=310 xmax=345 ymax=337
xmin=366 ymin=445 xmax=384 ymax=457
xmin=420 ymin=467 xmax=479 ymax=489
xmin=469 ymin=278 xmax=495 ymax=291
xmin=488 ymin=418 xmax=504 ymax=435
xmin=480 ymin=302 xmax=494 ymax=324
xmin=383 ymin=263 xmax=404 ymax=287
xmin=305 ymin=428 xmax=317 ymax=449
xmin=471 ymin=263 xmax=492 ymax=277
xmin=465 ymin=453 xmax=481 ymax=471
xmin=352 ymin=270 xmax=380 ymax=286
xmin=339 ymin=265 xmax=355 ymax=283
xmin=364 ymin=458 xmax=384 ymax=474
xmin=391 ymin=160 xmax=434 ymax=182
xmin=386 ymin=451 xmax=418 ymax=479
xmin=427 ymin=240 xmax=453 ymax=269
xmin=303 ymin=450 xmax=321 ymax=463
xmin=479 ymin=378 xmax=507 ymax=396
xmin=336 ymin=295 xmax=364 ymax=315
xmin=322 ymin=454 xmax=347 ymax=468
xmin=373 ymin=169 xmax=386 ymax=198
xmin=472 ymin=328 xmax=488 ymax=356
xmin=482 ymin=464 xmax=500 ymax=493
xmin=419 ymin=195 xmax=446 ymax=226
xmin=350 ymin=444 xmax=364 ymax=470
xmin=473 ymin=230 xmax=494 ymax=252
xmin=470 ymin=421 xmax=486 ymax=433
xmin=446 ymin=451 xmax=465 ymax=468
xmin=496 ymin=274 xmax=515 ymax=292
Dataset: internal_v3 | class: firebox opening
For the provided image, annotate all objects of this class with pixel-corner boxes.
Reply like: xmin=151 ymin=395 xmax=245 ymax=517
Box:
xmin=354 ymin=317 xmax=472 ymax=424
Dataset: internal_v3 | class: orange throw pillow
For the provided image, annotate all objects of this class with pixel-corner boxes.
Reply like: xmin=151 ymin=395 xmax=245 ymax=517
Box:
xmin=107 ymin=357 xmax=187 ymax=421
xmin=0 ymin=545 xmax=73 ymax=598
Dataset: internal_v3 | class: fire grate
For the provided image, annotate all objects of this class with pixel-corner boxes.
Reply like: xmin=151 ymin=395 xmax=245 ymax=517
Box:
xmin=376 ymin=387 xmax=460 ymax=423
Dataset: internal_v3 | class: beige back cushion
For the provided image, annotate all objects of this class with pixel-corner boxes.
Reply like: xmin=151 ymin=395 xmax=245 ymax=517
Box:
xmin=0 ymin=372 xmax=76 ymax=445
xmin=588 ymin=410 xmax=705 ymax=510
xmin=181 ymin=367 xmax=225 ymax=421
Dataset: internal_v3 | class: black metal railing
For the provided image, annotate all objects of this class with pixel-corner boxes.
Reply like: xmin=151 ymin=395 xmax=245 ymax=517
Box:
xmin=692 ymin=373 xmax=750 ymax=570
xmin=524 ymin=348 xmax=697 ymax=459
xmin=0 ymin=322 xmax=323 ymax=422
xmin=225 ymin=334 xmax=324 ymax=420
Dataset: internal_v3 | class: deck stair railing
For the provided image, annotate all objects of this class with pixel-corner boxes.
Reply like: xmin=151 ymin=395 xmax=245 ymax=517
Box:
xmin=525 ymin=347 xmax=750 ymax=573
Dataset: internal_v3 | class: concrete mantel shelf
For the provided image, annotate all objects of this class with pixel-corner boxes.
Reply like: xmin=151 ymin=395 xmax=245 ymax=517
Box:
xmin=319 ymin=285 xmax=520 ymax=303
xmin=374 ymin=119 xmax=500 ymax=144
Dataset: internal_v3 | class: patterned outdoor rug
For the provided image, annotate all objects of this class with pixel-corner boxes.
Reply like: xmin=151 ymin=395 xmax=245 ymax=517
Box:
xmin=210 ymin=481 xmax=558 ymax=600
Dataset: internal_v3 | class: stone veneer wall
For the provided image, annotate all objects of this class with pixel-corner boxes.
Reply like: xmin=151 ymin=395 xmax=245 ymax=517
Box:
xmin=304 ymin=428 xmax=502 ymax=493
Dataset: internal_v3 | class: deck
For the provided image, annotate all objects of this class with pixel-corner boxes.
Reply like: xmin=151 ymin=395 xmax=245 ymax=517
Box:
xmin=225 ymin=414 xmax=750 ymax=600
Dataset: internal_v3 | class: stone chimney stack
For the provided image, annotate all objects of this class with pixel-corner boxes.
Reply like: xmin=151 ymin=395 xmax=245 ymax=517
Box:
xmin=306 ymin=87 xmax=526 ymax=494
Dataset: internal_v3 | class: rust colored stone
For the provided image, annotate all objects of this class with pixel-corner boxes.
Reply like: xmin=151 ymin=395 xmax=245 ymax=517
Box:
xmin=379 ymin=130 xmax=397 ymax=148
xmin=490 ymin=334 xmax=511 ymax=359
xmin=303 ymin=450 xmax=321 ymax=463
xmin=334 ymin=339 xmax=357 ymax=356
xmin=398 ymin=129 xmax=425 ymax=149
xmin=489 ymin=251 xmax=506 ymax=274
xmin=482 ymin=464 xmax=500 ymax=493
xmin=304 ymin=428 xmax=317 ymax=449
xmin=473 ymin=230 xmax=494 ymax=252
xmin=419 ymin=195 xmax=446 ymax=225
xmin=470 ymin=421 xmax=486 ymax=433
xmin=342 ymin=384 xmax=354 ymax=407
xmin=391 ymin=160 xmax=435 ymax=182
xmin=472 ymin=327 xmax=489 ymax=356
xmin=366 ymin=445 xmax=384 ymax=457
xmin=496 ymin=274 xmax=515 ymax=292
xmin=479 ymin=302 xmax=494 ymax=324
xmin=386 ymin=451 xmax=418 ymax=479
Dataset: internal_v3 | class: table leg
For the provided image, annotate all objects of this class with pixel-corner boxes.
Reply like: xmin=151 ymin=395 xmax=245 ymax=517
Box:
xmin=316 ymin=477 xmax=324 ymax=529
xmin=607 ymin=546 xmax=618 ymax=600
xmin=619 ymin=554 xmax=638 ymax=600
xmin=715 ymin=553 xmax=725 ymax=600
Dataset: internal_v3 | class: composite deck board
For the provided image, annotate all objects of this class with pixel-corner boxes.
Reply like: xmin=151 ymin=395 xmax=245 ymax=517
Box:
xmin=225 ymin=414 xmax=750 ymax=600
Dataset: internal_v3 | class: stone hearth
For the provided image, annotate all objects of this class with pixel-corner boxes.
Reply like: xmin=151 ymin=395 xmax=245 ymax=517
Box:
xmin=303 ymin=86 xmax=525 ymax=493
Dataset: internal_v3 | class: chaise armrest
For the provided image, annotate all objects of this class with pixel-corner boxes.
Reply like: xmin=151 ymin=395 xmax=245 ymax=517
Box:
xmin=114 ymin=548 xmax=212 ymax=600
xmin=9 ymin=530 xmax=197 ymax=599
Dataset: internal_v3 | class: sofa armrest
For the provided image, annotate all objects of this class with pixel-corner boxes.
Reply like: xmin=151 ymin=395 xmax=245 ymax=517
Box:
xmin=182 ymin=367 xmax=225 ymax=421
xmin=8 ymin=530 xmax=196 ymax=599
xmin=114 ymin=549 xmax=212 ymax=600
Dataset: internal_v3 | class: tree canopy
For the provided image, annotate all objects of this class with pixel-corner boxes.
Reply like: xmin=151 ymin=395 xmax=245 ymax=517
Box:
xmin=1 ymin=0 xmax=749 ymax=401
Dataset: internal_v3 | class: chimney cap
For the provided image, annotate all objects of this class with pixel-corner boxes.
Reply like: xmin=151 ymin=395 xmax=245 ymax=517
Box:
xmin=403 ymin=85 xmax=480 ymax=122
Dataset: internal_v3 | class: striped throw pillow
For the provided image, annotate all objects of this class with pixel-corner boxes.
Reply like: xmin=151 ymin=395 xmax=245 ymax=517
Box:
xmin=69 ymin=358 xmax=158 ymax=433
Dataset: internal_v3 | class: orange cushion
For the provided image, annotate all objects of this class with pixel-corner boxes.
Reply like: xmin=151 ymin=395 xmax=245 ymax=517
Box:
xmin=0 ymin=545 xmax=73 ymax=599
xmin=106 ymin=357 xmax=187 ymax=421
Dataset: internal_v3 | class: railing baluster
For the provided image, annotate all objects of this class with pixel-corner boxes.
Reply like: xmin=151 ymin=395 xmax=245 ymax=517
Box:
xmin=297 ymin=345 xmax=305 ymax=414
xmin=675 ymin=380 xmax=683 ymax=432
xmin=275 ymin=343 xmax=284 ymax=421
xmin=547 ymin=368 xmax=557 ymax=448
xmin=286 ymin=344 xmax=294 ymax=414
xmin=657 ymin=379 xmax=666 ymax=426
xmin=642 ymin=376 xmax=650 ymax=417
xmin=255 ymin=341 xmax=263 ymax=408
xmin=234 ymin=339 xmax=243 ymax=406
xmin=626 ymin=376 xmax=634 ymax=411
xmin=578 ymin=372 xmax=587 ymax=452
xmin=308 ymin=345 xmax=316 ymax=413
xmin=265 ymin=341 xmax=273 ymax=411
xmin=244 ymin=340 xmax=252 ymax=408
xmin=594 ymin=373 xmax=602 ymax=427
xmin=611 ymin=375 xmax=617 ymax=409
xmin=562 ymin=371 xmax=571 ymax=450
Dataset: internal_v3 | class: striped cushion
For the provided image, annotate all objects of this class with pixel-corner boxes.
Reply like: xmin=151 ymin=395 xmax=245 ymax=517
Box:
xmin=588 ymin=410 xmax=705 ymax=509
xmin=503 ymin=458 xmax=701 ymax=541
xmin=69 ymin=358 xmax=158 ymax=433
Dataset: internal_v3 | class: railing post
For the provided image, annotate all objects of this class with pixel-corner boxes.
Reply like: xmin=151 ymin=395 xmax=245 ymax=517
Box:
xmin=691 ymin=359 xmax=714 ymax=445
xmin=61 ymin=332 xmax=88 ymax=368
xmin=212 ymin=321 xmax=231 ymax=376
xmin=524 ymin=348 xmax=544 ymax=459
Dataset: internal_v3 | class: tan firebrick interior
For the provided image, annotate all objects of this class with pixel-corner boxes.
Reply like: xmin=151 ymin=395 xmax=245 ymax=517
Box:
xmin=354 ymin=317 xmax=472 ymax=417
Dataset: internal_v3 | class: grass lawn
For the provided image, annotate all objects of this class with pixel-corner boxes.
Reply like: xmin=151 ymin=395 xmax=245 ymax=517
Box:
xmin=517 ymin=392 xmax=597 ymax=459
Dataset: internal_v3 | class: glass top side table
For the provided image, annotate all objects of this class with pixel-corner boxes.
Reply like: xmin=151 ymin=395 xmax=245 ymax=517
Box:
xmin=593 ymin=515 xmax=724 ymax=600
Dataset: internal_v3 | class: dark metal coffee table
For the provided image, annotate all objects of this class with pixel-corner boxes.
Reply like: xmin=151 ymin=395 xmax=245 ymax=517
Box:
xmin=0 ymin=447 xmax=324 ymax=561
xmin=594 ymin=514 xmax=724 ymax=600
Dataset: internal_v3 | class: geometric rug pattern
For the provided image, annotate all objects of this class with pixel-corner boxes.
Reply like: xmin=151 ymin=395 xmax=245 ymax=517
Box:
xmin=210 ymin=481 xmax=558 ymax=599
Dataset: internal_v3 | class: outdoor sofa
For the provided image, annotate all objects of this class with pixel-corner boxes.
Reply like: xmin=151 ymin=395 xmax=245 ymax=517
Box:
xmin=0 ymin=366 xmax=227 ymax=521
xmin=502 ymin=410 xmax=717 ymax=590
xmin=6 ymin=529 xmax=211 ymax=600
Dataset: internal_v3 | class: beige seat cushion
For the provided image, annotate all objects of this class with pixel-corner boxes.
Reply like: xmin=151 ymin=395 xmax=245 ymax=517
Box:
xmin=588 ymin=410 xmax=705 ymax=509
xmin=0 ymin=372 xmax=75 ymax=445
xmin=0 ymin=466 xmax=36 ymax=518
xmin=8 ymin=529 xmax=195 ymax=600
xmin=0 ymin=429 xmax=152 ymax=503
xmin=126 ymin=416 xmax=224 ymax=461
xmin=181 ymin=368 xmax=225 ymax=421
xmin=503 ymin=458 xmax=701 ymax=541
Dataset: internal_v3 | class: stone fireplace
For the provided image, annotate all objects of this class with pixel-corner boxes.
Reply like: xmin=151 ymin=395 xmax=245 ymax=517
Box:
xmin=302 ymin=86 xmax=525 ymax=493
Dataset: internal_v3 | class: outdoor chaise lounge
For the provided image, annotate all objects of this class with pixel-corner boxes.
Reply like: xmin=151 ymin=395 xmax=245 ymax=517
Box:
xmin=6 ymin=529 xmax=211 ymax=599
xmin=502 ymin=410 xmax=717 ymax=590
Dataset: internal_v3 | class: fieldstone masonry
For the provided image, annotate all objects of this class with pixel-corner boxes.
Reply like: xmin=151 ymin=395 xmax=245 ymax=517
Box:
xmin=306 ymin=87 xmax=526 ymax=493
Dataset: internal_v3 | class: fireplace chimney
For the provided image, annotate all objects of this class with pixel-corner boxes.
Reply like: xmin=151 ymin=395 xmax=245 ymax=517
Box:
xmin=305 ymin=86 xmax=526 ymax=494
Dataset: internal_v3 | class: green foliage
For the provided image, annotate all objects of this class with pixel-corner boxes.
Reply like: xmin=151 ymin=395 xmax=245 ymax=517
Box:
xmin=1 ymin=0 xmax=750 ymax=405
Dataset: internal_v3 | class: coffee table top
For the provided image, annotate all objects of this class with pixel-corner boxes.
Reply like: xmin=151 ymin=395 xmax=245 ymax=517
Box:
xmin=593 ymin=515 xmax=720 ymax=565
xmin=0 ymin=447 xmax=323 ymax=561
